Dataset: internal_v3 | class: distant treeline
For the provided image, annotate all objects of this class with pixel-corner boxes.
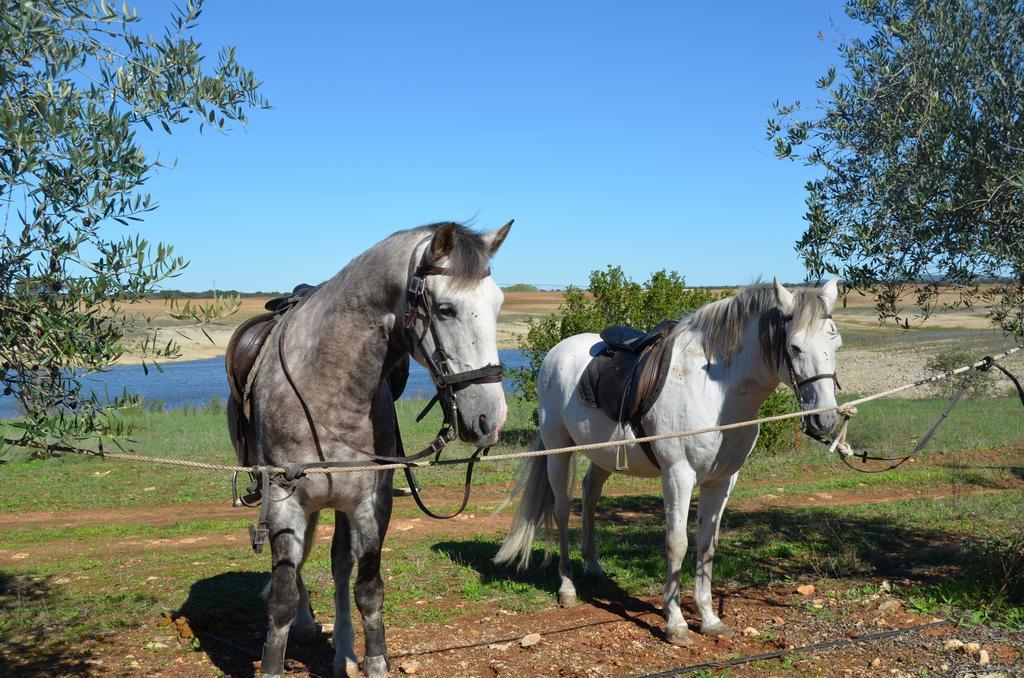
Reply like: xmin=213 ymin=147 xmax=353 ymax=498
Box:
xmin=151 ymin=289 xmax=284 ymax=299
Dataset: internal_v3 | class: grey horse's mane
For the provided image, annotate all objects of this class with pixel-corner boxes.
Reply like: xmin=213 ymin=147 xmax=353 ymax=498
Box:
xmin=675 ymin=282 xmax=828 ymax=367
xmin=400 ymin=222 xmax=492 ymax=288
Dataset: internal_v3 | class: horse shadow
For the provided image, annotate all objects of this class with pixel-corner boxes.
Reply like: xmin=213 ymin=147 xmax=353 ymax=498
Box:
xmin=431 ymin=539 xmax=665 ymax=638
xmin=434 ymin=491 xmax=1022 ymax=642
xmin=173 ymin=571 xmax=333 ymax=678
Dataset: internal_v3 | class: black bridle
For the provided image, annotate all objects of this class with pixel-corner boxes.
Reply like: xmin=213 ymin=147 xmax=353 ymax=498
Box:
xmin=401 ymin=237 xmax=504 ymax=436
xmin=779 ymin=312 xmax=842 ymax=446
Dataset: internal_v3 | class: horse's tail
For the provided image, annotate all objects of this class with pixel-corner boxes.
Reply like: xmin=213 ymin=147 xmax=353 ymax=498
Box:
xmin=494 ymin=435 xmax=557 ymax=570
xmin=226 ymin=395 xmax=247 ymax=466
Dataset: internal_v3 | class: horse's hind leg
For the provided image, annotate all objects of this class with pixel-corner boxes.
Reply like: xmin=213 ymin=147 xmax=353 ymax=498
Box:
xmin=260 ymin=495 xmax=311 ymax=678
xmin=351 ymin=482 xmax=393 ymax=678
xmin=581 ymin=462 xmax=611 ymax=578
xmin=290 ymin=511 xmax=320 ymax=643
xmin=694 ymin=474 xmax=737 ymax=637
xmin=547 ymin=448 xmax=577 ymax=607
xmin=331 ymin=511 xmax=359 ymax=678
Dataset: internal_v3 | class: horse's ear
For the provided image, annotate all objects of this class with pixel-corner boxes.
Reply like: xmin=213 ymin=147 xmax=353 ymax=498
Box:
xmin=819 ymin=277 xmax=839 ymax=311
xmin=482 ymin=219 xmax=513 ymax=257
xmin=431 ymin=223 xmax=458 ymax=261
xmin=773 ymin=277 xmax=795 ymax=313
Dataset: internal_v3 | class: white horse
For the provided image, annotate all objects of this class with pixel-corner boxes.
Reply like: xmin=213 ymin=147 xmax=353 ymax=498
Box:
xmin=495 ymin=279 xmax=842 ymax=646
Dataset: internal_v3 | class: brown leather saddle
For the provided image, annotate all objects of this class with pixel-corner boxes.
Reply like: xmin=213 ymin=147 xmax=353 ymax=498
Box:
xmin=226 ymin=284 xmax=410 ymax=468
xmin=577 ymin=319 xmax=678 ymax=468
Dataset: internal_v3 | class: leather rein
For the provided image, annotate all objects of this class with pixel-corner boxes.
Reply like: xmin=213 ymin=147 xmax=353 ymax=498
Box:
xmin=778 ymin=313 xmax=1024 ymax=473
xmin=255 ymin=236 xmax=503 ymax=539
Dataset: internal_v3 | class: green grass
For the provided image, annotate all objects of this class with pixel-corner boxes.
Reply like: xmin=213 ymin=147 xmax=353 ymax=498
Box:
xmin=1 ymin=393 xmax=1023 ymax=669
xmin=1 ymin=393 xmax=1021 ymax=513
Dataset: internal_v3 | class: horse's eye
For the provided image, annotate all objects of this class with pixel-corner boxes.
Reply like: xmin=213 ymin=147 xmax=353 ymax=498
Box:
xmin=790 ymin=344 xmax=803 ymax=355
xmin=436 ymin=303 xmax=457 ymax=319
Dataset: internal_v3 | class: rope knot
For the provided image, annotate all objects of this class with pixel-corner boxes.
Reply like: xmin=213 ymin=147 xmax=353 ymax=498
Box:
xmin=837 ymin=404 xmax=858 ymax=418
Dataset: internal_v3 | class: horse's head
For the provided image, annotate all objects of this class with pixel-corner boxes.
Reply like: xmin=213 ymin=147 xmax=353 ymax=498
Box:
xmin=408 ymin=222 xmax=512 ymax=446
xmin=773 ymin=278 xmax=843 ymax=441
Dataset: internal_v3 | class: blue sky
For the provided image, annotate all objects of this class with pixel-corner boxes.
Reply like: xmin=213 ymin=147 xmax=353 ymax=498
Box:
xmin=134 ymin=1 xmax=853 ymax=292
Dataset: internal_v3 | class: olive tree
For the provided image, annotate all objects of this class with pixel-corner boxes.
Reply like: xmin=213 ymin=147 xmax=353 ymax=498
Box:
xmin=0 ymin=0 xmax=267 ymax=447
xmin=768 ymin=0 xmax=1024 ymax=335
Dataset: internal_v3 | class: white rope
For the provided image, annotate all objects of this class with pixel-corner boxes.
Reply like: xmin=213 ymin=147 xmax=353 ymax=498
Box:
xmin=23 ymin=346 xmax=1022 ymax=475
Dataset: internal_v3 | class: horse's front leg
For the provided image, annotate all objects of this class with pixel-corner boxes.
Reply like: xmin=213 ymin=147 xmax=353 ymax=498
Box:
xmin=260 ymin=491 xmax=311 ymax=678
xmin=661 ymin=463 xmax=696 ymax=646
xmin=291 ymin=510 xmax=321 ymax=643
xmin=351 ymin=476 xmax=393 ymax=678
xmin=331 ymin=510 xmax=359 ymax=678
xmin=694 ymin=474 xmax=737 ymax=637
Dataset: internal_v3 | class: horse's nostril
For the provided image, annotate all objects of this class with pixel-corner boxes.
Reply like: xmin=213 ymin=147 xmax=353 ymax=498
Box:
xmin=478 ymin=414 xmax=491 ymax=435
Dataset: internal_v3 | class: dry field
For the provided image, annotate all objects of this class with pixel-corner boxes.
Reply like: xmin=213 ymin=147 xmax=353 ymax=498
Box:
xmin=118 ymin=289 xmax=1024 ymax=399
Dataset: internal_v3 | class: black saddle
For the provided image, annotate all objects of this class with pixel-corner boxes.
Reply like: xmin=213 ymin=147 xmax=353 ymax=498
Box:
xmin=600 ymin=324 xmax=671 ymax=354
xmin=264 ymin=283 xmax=321 ymax=315
xmin=577 ymin=319 xmax=678 ymax=468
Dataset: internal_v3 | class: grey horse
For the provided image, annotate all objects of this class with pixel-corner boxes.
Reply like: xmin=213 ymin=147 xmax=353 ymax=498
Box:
xmin=230 ymin=222 xmax=511 ymax=677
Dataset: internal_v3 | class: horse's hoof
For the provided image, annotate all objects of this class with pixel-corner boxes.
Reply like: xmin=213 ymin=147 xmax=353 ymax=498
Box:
xmin=332 ymin=659 xmax=360 ymax=678
xmin=363 ymin=655 xmax=389 ymax=678
xmin=666 ymin=625 xmax=694 ymax=646
xmin=701 ymin=620 xmax=732 ymax=638
xmin=558 ymin=590 xmax=578 ymax=607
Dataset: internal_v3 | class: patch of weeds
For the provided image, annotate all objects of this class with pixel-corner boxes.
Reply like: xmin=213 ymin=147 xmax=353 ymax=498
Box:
xmin=902 ymin=528 xmax=1024 ymax=629
xmin=843 ymin=582 xmax=879 ymax=599
xmin=692 ymin=670 xmax=737 ymax=678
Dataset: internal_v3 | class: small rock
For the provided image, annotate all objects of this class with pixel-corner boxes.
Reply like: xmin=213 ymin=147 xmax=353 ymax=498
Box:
xmin=878 ymin=599 xmax=901 ymax=613
xmin=940 ymin=665 xmax=949 ymax=672
xmin=143 ymin=642 xmax=167 ymax=650
xmin=772 ymin=616 xmax=785 ymax=626
xmin=129 ymin=661 xmax=141 ymax=669
xmin=879 ymin=580 xmax=891 ymax=593
xmin=966 ymin=641 xmax=982 ymax=655
xmin=143 ymin=486 xmax=156 ymax=492
xmin=487 ymin=642 xmax=511 ymax=651
xmin=870 ymin=657 xmax=882 ymax=668
xmin=796 ymin=584 xmax=816 ymax=596
xmin=519 ymin=633 xmax=541 ymax=648
xmin=978 ymin=649 xmax=990 ymax=665
xmin=812 ymin=598 xmax=825 ymax=609
xmin=741 ymin=627 xmax=760 ymax=637
xmin=399 ymin=660 xmax=420 ymax=674
xmin=944 ymin=639 xmax=965 ymax=651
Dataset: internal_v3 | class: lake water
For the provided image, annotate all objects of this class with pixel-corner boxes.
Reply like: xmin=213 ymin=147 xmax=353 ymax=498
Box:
xmin=0 ymin=350 xmax=530 ymax=418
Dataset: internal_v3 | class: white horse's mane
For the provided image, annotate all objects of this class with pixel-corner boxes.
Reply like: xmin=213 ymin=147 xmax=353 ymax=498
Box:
xmin=675 ymin=282 xmax=829 ymax=367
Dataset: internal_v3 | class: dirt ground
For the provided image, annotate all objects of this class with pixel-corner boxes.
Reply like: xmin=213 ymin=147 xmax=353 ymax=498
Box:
xmin=4 ymin=464 xmax=1023 ymax=677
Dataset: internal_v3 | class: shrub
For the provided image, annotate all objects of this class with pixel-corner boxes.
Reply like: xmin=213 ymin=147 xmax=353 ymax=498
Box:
xmin=923 ymin=350 xmax=993 ymax=399
xmin=509 ymin=266 xmax=723 ymax=398
xmin=754 ymin=386 xmax=802 ymax=456
xmin=501 ymin=283 xmax=540 ymax=293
